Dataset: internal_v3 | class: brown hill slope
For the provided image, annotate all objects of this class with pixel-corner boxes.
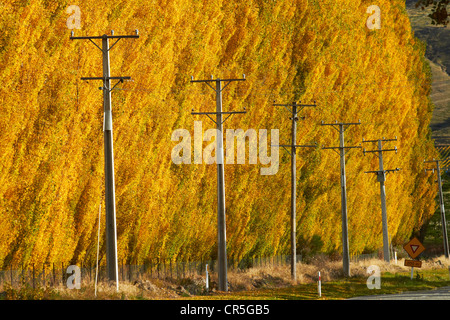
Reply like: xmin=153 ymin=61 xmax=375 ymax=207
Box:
xmin=406 ymin=0 xmax=450 ymax=144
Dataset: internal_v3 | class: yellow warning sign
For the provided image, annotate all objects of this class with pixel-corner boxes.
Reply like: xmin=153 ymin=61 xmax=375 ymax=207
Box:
xmin=403 ymin=237 xmax=425 ymax=259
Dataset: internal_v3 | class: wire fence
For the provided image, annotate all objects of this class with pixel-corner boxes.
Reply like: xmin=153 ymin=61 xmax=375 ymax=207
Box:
xmin=0 ymin=250 xmax=409 ymax=290
xmin=0 ymin=254 xmax=302 ymax=290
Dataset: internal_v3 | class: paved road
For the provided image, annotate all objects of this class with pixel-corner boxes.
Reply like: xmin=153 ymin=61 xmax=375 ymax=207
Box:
xmin=349 ymin=286 xmax=450 ymax=300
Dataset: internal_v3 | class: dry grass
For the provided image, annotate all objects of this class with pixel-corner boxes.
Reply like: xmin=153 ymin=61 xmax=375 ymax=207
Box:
xmin=228 ymin=255 xmax=449 ymax=288
xmin=16 ymin=255 xmax=446 ymax=300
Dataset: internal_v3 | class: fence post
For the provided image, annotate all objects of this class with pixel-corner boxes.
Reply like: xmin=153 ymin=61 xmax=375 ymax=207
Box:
xmin=121 ymin=260 xmax=124 ymax=282
xmin=32 ymin=264 xmax=35 ymax=290
xmin=10 ymin=264 xmax=13 ymax=288
xmin=164 ymin=259 xmax=167 ymax=279
xmin=318 ymin=271 xmax=322 ymax=297
xmin=156 ymin=259 xmax=159 ymax=279
xmin=206 ymin=264 xmax=209 ymax=292
xmin=129 ymin=262 xmax=132 ymax=282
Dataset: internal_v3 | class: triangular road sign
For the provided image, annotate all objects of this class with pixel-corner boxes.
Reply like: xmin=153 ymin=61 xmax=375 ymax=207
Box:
xmin=403 ymin=238 xmax=425 ymax=259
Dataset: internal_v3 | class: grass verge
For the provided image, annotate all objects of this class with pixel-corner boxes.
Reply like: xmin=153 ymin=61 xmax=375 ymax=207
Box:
xmin=2 ymin=256 xmax=450 ymax=300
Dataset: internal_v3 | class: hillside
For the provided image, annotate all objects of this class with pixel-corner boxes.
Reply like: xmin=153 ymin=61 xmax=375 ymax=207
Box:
xmin=428 ymin=58 xmax=450 ymax=145
xmin=0 ymin=0 xmax=439 ymax=268
xmin=406 ymin=0 xmax=450 ymax=145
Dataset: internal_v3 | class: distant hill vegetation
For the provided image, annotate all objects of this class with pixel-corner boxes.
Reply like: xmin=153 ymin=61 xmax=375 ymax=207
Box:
xmin=0 ymin=0 xmax=439 ymax=268
xmin=406 ymin=0 xmax=450 ymax=144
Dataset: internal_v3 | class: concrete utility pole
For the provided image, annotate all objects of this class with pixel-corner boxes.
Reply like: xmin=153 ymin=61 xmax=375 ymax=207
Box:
xmin=424 ymin=158 xmax=449 ymax=259
xmin=272 ymin=101 xmax=316 ymax=281
xmin=321 ymin=120 xmax=361 ymax=277
xmin=70 ymin=30 xmax=139 ymax=291
xmin=190 ymin=75 xmax=246 ymax=292
xmin=362 ymin=137 xmax=400 ymax=263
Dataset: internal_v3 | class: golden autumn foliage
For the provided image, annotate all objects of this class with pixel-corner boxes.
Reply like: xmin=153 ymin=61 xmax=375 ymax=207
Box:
xmin=0 ymin=0 xmax=439 ymax=268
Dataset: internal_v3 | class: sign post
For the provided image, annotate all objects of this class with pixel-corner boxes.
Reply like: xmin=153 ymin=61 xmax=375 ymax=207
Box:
xmin=403 ymin=237 xmax=425 ymax=279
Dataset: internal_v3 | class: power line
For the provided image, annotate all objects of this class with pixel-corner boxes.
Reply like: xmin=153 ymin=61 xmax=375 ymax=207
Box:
xmin=189 ymin=74 xmax=247 ymax=292
xmin=70 ymin=29 xmax=139 ymax=291
xmin=272 ymin=100 xmax=317 ymax=282
xmin=424 ymin=158 xmax=450 ymax=259
xmin=321 ymin=120 xmax=362 ymax=277
xmin=362 ymin=137 xmax=400 ymax=263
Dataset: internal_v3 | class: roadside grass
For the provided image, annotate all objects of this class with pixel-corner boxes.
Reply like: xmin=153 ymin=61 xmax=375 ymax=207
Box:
xmin=186 ymin=268 xmax=450 ymax=300
xmin=2 ymin=256 xmax=450 ymax=300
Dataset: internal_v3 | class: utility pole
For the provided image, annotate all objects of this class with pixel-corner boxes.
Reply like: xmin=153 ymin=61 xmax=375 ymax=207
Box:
xmin=321 ymin=120 xmax=361 ymax=277
xmin=272 ymin=101 xmax=316 ymax=281
xmin=70 ymin=29 xmax=139 ymax=291
xmin=190 ymin=75 xmax=247 ymax=292
xmin=424 ymin=158 xmax=449 ymax=258
xmin=362 ymin=137 xmax=400 ymax=263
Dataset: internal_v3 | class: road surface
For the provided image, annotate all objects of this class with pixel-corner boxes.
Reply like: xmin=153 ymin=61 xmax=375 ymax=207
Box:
xmin=349 ymin=286 xmax=450 ymax=300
